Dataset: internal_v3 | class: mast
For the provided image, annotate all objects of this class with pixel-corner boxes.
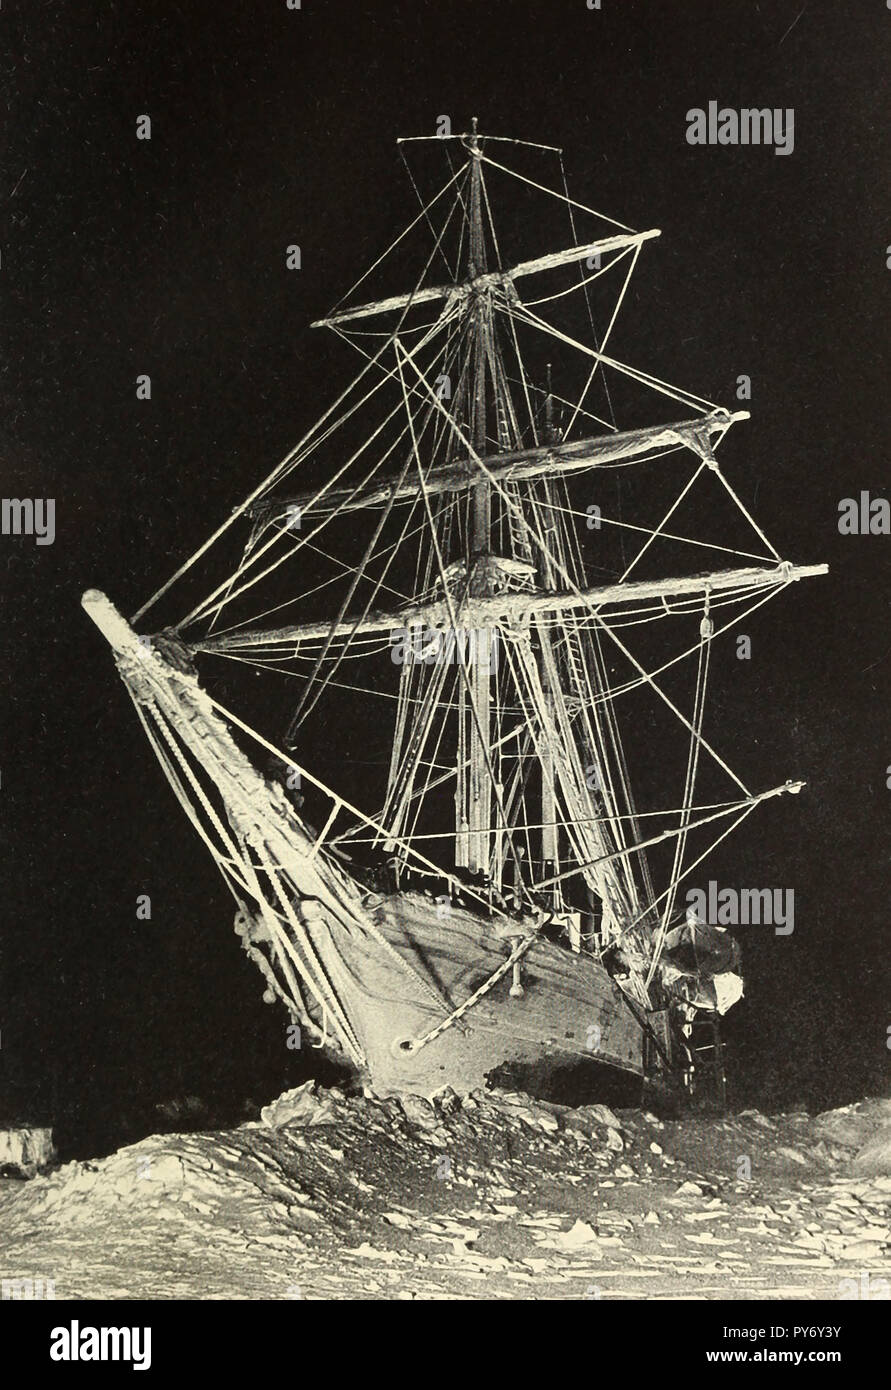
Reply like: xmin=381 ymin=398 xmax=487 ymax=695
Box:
xmin=539 ymin=364 xmax=560 ymax=908
xmin=465 ymin=117 xmax=494 ymax=881
xmin=468 ymin=117 xmax=490 ymax=561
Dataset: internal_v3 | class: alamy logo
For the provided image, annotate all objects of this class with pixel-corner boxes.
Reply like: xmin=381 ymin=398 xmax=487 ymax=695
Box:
xmin=838 ymin=492 xmax=891 ymax=535
xmin=50 ymin=1321 xmax=151 ymax=1371
xmin=686 ymin=103 xmax=795 ymax=157
xmin=1 ymin=498 xmax=55 ymax=545
xmin=838 ymin=1270 xmax=890 ymax=1300
xmin=686 ymin=882 xmax=794 ymax=935
xmin=1 ymin=1277 xmax=55 ymax=1299
xmin=390 ymin=626 xmax=499 ymax=670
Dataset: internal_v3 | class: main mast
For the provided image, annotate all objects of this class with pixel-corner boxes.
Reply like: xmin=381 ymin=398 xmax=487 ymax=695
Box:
xmin=463 ymin=118 xmax=495 ymax=881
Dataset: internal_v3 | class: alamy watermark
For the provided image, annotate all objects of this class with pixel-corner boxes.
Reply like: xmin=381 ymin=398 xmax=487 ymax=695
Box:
xmin=1 ymin=498 xmax=55 ymax=546
xmin=686 ymin=103 xmax=795 ymax=157
xmin=50 ymin=1322 xmax=151 ymax=1370
xmin=390 ymin=627 xmax=499 ymax=670
xmin=686 ymin=882 xmax=794 ymax=935
xmin=838 ymin=1270 xmax=890 ymax=1300
xmin=2 ymin=1277 xmax=55 ymax=1299
xmin=838 ymin=492 xmax=891 ymax=535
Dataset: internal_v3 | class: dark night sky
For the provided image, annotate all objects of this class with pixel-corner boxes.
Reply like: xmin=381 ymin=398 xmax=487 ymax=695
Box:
xmin=1 ymin=0 xmax=889 ymax=1153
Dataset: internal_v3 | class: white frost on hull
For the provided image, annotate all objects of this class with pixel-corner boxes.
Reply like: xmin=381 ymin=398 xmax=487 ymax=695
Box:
xmin=306 ymin=888 xmax=646 ymax=1096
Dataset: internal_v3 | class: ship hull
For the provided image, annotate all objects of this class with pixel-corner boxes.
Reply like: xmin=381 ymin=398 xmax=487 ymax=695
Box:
xmin=290 ymin=886 xmax=646 ymax=1098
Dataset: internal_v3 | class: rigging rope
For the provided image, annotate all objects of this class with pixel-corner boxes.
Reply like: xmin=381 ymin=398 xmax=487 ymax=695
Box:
xmin=563 ymin=243 xmax=642 ymax=441
xmin=645 ymin=594 xmax=712 ymax=990
xmin=479 ymin=151 xmax=634 ymax=234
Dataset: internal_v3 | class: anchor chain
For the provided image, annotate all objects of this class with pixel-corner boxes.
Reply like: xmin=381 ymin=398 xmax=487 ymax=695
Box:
xmin=401 ymin=934 xmax=537 ymax=1055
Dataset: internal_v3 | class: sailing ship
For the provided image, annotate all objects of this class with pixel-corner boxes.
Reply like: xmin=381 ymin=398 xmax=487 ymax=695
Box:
xmin=84 ymin=124 xmax=827 ymax=1101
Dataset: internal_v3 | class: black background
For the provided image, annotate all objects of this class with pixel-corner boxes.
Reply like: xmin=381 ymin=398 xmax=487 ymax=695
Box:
xmin=1 ymin=0 xmax=889 ymax=1155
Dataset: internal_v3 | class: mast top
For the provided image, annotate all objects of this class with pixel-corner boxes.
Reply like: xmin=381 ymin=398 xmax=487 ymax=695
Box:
xmin=467 ymin=117 xmax=486 ymax=279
